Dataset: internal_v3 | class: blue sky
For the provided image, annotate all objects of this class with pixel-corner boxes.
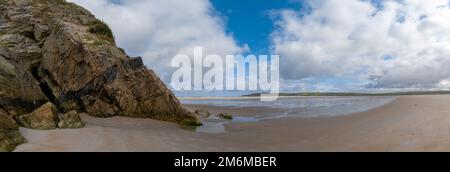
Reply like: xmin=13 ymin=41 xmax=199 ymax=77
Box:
xmin=210 ymin=0 xmax=301 ymax=55
xmin=209 ymin=0 xmax=381 ymax=55
xmin=208 ymin=0 xmax=371 ymax=94
xmin=70 ymin=0 xmax=450 ymax=95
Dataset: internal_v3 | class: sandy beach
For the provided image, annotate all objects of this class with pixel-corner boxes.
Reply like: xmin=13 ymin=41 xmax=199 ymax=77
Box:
xmin=15 ymin=95 xmax=450 ymax=152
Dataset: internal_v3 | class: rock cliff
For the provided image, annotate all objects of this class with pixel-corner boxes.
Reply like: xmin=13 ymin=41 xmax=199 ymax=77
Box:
xmin=0 ymin=0 xmax=197 ymax=151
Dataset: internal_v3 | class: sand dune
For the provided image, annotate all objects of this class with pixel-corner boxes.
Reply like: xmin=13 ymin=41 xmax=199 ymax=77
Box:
xmin=15 ymin=95 xmax=450 ymax=152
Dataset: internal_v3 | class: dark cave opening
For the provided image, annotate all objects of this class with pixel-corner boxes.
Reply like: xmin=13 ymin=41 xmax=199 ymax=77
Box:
xmin=20 ymin=31 xmax=36 ymax=41
xmin=31 ymin=66 xmax=57 ymax=104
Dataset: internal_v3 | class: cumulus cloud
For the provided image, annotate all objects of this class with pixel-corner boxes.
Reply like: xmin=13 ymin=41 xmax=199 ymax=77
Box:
xmin=68 ymin=0 xmax=246 ymax=80
xmin=272 ymin=0 xmax=450 ymax=90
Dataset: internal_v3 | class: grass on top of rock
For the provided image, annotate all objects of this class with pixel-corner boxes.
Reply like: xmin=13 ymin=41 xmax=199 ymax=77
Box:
xmin=88 ymin=20 xmax=115 ymax=45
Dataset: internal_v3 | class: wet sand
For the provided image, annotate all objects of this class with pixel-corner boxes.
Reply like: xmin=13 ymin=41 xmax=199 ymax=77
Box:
xmin=15 ymin=95 xmax=450 ymax=152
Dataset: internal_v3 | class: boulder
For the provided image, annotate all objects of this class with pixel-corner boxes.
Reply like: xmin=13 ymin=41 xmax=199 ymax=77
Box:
xmin=16 ymin=102 xmax=59 ymax=130
xmin=0 ymin=109 xmax=25 ymax=152
xmin=194 ymin=110 xmax=211 ymax=118
xmin=58 ymin=110 xmax=84 ymax=129
xmin=218 ymin=113 xmax=233 ymax=120
xmin=0 ymin=109 xmax=17 ymax=129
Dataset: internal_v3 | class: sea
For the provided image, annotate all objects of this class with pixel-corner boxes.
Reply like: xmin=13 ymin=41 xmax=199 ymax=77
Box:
xmin=180 ymin=96 xmax=397 ymax=133
xmin=181 ymin=96 xmax=397 ymax=119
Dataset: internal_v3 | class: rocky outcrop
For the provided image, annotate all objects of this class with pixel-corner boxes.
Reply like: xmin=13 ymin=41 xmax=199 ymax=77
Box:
xmin=16 ymin=102 xmax=59 ymax=130
xmin=0 ymin=0 xmax=198 ymax=151
xmin=194 ymin=110 xmax=211 ymax=118
xmin=218 ymin=113 xmax=233 ymax=120
xmin=0 ymin=48 xmax=48 ymax=116
xmin=0 ymin=109 xmax=25 ymax=152
xmin=58 ymin=110 xmax=84 ymax=129
xmin=0 ymin=0 xmax=194 ymax=121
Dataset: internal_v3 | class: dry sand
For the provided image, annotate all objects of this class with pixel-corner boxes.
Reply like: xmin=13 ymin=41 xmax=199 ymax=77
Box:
xmin=15 ymin=95 xmax=450 ymax=152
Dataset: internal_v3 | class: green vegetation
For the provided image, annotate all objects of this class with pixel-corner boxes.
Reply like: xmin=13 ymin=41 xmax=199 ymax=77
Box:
xmin=180 ymin=118 xmax=203 ymax=127
xmin=178 ymin=118 xmax=202 ymax=131
xmin=88 ymin=20 xmax=115 ymax=45
xmin=218 ymin=113 xmax=233 ymax=120
xmin=178 ymin=118 xmax=203 ymax=132
xmin=179 ymin=112 xmax=203 ymax=128
xmin=244 ymin=91 xmax=450 ymax=97
xmin=90 ymin=40 xmax=105 ymax=46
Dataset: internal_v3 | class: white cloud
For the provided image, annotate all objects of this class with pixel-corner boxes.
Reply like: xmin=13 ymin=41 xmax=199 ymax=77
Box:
xmin=272 ymin=0 xmax=450 ymax=90
xmin=68 ymin=0 xmax=246 ymax=80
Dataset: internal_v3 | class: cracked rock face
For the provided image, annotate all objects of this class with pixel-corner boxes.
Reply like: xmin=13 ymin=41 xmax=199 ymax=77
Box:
xmin=0 ymin=0 xmax=198 ymax=151
xmin=0 ymin=0 xmax=193 ymax=121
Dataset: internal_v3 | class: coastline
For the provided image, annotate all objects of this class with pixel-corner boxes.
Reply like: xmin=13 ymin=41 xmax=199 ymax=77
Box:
xmin=179 ymin=95 xmax=397 ymax=100
xmin=15 ymin=95 xmax=450 ymax=152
